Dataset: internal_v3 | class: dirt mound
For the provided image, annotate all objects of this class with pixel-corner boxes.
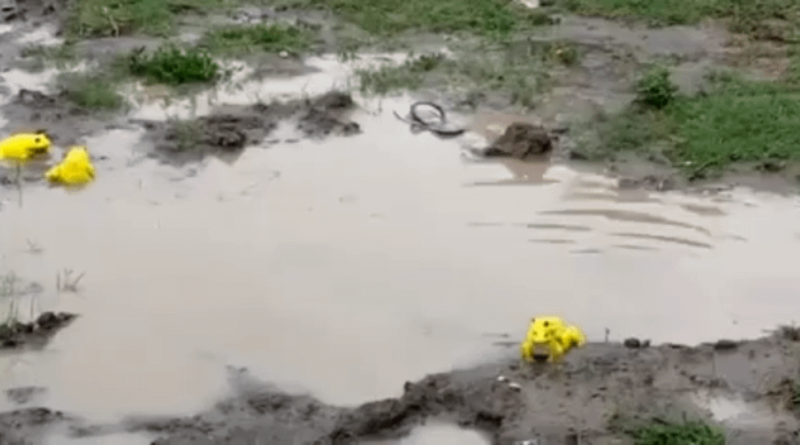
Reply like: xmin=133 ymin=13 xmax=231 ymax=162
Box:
xmin=0 ymin=312 xmax=77 ymax=349
xmin=485 ymin=123 xmax=554 ymax=160
xmin=141 ymin=91 xmax=361 ymax=165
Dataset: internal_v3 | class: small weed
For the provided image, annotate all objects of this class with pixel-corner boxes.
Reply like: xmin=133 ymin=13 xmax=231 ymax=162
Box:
xmin=631 ymin=420 xmax=725 ymax=445
xmin=201 ymin=23 xmax=315 ymax=55
xmin=281 ymin=0 xmax=552 ymax=38
xmin=357 ymin=53 xmax=446 ymax=94
xmin=67 ymin=0 xmax=228 ymax=38
xmin=552 ymin=42 xmax=579 ymax=66
xmin=636 ymin=66 xmax=678 ymax=109
xmin=56 ymin=269 xmax=85 ymax=293
xmin=167 ymin=120 xmax=205 ymax=152
xmin=0 ymin=273 xmax=29 ymax=329
xmin=791 ymin=382 xmax=800 ymax=410
xmin=59 ymin=73 xmax=126 ymax=111
xmin=127 ymin=45 xmax=222 ymax=85
xmin=19 ymin=44 xmax=76 ymax=71
xmin=25 ymin=239 xmax=43 ymax=255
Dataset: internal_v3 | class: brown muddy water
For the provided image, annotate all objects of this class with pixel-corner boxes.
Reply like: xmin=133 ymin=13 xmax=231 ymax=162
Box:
xmin=1 ymin=49 xmax=800 ymax=436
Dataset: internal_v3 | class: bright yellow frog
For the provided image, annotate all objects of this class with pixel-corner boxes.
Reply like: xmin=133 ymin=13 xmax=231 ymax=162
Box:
xmin=46 ymin=146 xmax=95 ymax=186
xmin=0 ymin=132 xmax=51 ymax=162
xmin=520 ymin=316 xmax=586 ymax=363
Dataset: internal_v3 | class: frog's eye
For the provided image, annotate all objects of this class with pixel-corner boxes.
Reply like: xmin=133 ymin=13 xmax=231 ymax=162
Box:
xmin=34 ymin=137 xmax=41 ymax=144
xmin=543 ymin=321 xmax=550 ymax=327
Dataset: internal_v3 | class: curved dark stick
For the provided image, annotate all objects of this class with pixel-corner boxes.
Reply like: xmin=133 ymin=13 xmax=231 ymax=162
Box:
xmin=409 ymin=101 xmax=466 ymax=137
xmin=410 ymin=101 xmax=446 ymax=127
xmin=393 ymin=110 xmax=415 ymax=125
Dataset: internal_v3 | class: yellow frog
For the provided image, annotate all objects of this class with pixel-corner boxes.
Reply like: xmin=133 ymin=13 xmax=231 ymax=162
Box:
xmin=520 ymin=316 xmax=586 ymax=363
xmin=45 ymin=146 xmax=95 ymax=186
xmin=0 ymin=131 xmax=51 ymax=162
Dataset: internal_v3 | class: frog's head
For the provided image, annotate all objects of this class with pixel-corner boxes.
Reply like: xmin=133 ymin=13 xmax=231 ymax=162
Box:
xmin=527 ymin=316 xmax=568 ymax=362
xmin=20 ymin=131 xmax=52 ymax=153
xmin=65 ymin=146 xmax=91 ymax=161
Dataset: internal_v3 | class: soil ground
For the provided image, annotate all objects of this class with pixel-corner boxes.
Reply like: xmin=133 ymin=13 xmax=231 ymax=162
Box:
xmin=1 ymin=0 xmax=800 ymax=444
xmin=3 ymin=330 xmax=800 ymax=444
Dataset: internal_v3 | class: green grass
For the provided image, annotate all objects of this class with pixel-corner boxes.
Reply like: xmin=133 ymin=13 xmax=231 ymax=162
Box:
xmin=126 ymin=45 xmax=223 ymax=85
xmin=59 ymin=73 xmax=126 ymax=111
xmin=200 ymin=23 xmax=316 ymax=55
xmin=576 ymin=69 xmax=800 ymax=179
xmin=276 ymin=0 xmax=553 ymax=38
xmin=19 ymin=44 xmax=77 ymax=71
xmin=563 ymin=0 xmax=800 ymax=34
xmin=355 ymin=40 xmax=575 ymax=107
xmin=357 ymin=53 xmax=446 ymax=94
xmin=66 ymin=0 xmax=227 ymax=38
xmin=631 ymin=420 xmax=725 ymax=445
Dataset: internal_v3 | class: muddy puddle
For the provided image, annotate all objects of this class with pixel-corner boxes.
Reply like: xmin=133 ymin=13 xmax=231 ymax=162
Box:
xmin=0 ymin=23 xmax=799 ymax=442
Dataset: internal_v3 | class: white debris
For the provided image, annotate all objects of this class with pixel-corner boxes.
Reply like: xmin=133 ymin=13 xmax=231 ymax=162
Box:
xmin=517 ymin=0 xmax=540 ymax=8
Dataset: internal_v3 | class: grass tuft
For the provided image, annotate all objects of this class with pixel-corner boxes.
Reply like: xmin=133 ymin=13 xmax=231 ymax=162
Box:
xmin=356 ymin=53 xmax=446 ymax=94
xmin=127 ymin=45 xmax=223 ymax=85
xmin=631 ymin=420 xmax=725 ymax=445
xmin=636 ymin=65 xmax=678 ymax=109
xmin=201 ymin=23 xmax=316 ymax=55
xmin=59 ymin=73 xmax=126 ymax=111
xmin=281 ymin=0 xmax=553 ymax=37
xmin=67 ymin=0 xmax=228 ymax=38
xmin=563 ymin=0 xmax=800 ymax=34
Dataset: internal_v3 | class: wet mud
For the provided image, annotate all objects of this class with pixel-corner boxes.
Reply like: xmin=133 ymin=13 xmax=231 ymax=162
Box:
xmin=0 ymin=312 xmax=76 ymax=350
xmin=3 ymin=89 xmax=115 ymax=147
xmin=136 ymin=91 xmax=359 ymax=165
xmin=4 ymin=330 xmax=800 ymax=444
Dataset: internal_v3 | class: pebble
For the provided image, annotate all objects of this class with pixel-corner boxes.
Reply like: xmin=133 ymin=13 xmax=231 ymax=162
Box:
xmin=508 ymin=382 xmax=522 ymax=391
xmin=623 ymin=337 xmax=641 ymax=349
xmin=714 ymin=339 xmax=738 ymax=351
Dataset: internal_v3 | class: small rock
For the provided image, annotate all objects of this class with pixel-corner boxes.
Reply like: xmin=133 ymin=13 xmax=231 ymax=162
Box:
xmin=484 ymin=122 xmax=553 ymax=159
xmin=279 ymin=51 xmax=288 ymax=58
xmin=623 ymin=338 xmax=641 ymax=349
xmin=497 ymin=375 xmax=508 ymax=382
xmin=508 ymin=382 xmax=522 ymax=391
xmin=714 ymin=339 xmax=738 ymax=351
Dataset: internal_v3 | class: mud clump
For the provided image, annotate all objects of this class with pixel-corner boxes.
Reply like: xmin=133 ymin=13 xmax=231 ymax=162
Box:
xmin=485 ymin=123 xmax=553 ymax=159
xmin=297 ymin=92 xmax=361 ymax=138
xmin=0 ymin=407 xmax=70 ymax=445
xmin=5 ymin=387 xmax=46 ymax=405
xmin=144 ymin=91 xmax=360 ymax=165
xmin=0 ymin=312 xmax=77 ymax=349
xmin=151 ymin=111 xmax=277 ymax=164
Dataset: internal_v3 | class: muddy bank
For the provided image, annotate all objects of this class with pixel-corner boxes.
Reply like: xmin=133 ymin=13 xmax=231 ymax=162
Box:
xmin=6 ymin=328 xmax=797 ymax=444
xmin=0 ymin=312 xmax=76 ymax=350
xmin=128 ymin=91 xmax=358 ymax=165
